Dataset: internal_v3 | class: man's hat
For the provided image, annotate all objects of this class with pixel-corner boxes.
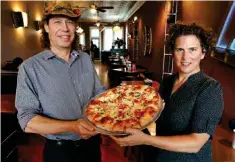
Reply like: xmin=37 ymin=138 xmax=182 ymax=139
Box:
xmin=43 ymin=1 xmax=81 ymax=20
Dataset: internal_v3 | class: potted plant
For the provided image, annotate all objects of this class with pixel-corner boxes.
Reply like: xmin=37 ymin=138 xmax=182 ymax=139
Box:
xmin=114 ymin=38 xmax=126 ymax=49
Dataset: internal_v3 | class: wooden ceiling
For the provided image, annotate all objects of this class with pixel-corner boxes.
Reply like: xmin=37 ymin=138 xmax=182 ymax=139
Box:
xmin=71 ymin=1 xmax=145 ymax=22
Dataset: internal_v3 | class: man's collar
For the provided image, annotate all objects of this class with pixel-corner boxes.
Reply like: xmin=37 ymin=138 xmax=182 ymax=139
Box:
xmin=44 ymin=50 xmax=55 ymax=60
xmin=43 ymin=49 xmax=80 ymax=60
xmin=71 ymin=50 xmax=80 ymax=58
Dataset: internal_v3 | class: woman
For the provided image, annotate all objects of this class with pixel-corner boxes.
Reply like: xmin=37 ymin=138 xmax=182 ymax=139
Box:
xmin=111 ymin=22 xmax=224 ymax=162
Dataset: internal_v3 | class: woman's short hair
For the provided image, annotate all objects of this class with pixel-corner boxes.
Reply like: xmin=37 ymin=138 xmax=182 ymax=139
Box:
xmin=167 ymin=22 xmax=214 ymax=54
xmin=40 ymin=15 xmax=79 ymax=50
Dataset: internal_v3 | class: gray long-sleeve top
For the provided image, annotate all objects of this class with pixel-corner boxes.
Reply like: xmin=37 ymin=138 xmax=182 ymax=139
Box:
xmin=15 ymin=50 xmax=106 ymax=140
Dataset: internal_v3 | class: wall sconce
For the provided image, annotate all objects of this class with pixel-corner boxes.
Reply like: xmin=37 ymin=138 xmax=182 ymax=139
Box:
xmin=34 ymin=21 xmax=41 ymax=31
xmin=11 ymin=11 xmax=28 ymax=28
xmin=134 ymin=16 xmax=138 ymax=21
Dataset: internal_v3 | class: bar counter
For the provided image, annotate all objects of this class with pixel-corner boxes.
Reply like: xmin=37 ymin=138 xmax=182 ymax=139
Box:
xmin=1 ymin=94 xmax=20 ymax=162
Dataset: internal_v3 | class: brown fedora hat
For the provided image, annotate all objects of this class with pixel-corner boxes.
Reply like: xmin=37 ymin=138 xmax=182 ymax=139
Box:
xmin=43 ymin=1 xmax=81 ymax=20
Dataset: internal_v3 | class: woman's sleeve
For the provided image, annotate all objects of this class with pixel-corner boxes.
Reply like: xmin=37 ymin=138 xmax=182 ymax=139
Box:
xmin=191 ymin=81 xmax=224 ymax=137
xmin=15 ymin=64 xmax=42 ymax=131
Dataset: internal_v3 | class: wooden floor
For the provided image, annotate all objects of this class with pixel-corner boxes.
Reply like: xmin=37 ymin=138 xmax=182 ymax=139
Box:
xmin=18 ymin=60 xmax=235 ymax=162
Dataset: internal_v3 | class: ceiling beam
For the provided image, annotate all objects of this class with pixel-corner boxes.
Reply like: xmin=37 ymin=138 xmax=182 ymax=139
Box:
xmin=124 ymin=1 xmax=146 ymax=22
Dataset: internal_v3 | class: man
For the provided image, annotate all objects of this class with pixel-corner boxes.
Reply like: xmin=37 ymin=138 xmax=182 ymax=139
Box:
xmin=15 ymin=2 xmax=105 ymax=162
xmin=2 ymin=57 xmax=23 ymax=71
xmin=78 ymin=43 xmax=83 ymax=52
xmin=90 ymin=41 xmax=98 ymax=60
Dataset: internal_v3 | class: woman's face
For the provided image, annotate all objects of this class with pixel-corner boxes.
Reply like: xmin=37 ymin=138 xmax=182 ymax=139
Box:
xmin=173 ymin=35 xmax=205 ymax=76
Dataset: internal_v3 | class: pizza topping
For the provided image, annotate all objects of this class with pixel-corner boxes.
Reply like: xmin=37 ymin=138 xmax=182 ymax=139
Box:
xmin=134 ymin=109 xmax=144 ymax=118
xmin=134 ymin=92 xmax=141 ymax=98
xmin=119 ymin=104 xmax=128 ymax=110
xmin=100 ymin=116 xmax=113 ymax=123
xmin=90 ymin=100 xmax=102 ymax=105
xmin=118 ymin=111 xmax=124 ymax=117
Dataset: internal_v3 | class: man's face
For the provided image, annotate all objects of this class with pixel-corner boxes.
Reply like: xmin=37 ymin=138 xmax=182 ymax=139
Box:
xmin=173 ymin=35 xmax=205 ymax=76
xmin=44 ymin=16 xmax=76 ymax=49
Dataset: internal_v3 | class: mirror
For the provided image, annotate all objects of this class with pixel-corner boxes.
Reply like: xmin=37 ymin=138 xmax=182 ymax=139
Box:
xmin=128 ymin=20 xmax=139 ymax=60
xmin=144 ymin=25 xmax=152 ymax=56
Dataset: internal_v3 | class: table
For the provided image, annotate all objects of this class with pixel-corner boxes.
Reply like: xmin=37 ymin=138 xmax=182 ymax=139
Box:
xmin=109 ymin=68 xmax=147 ymax=88
xmin=109 ymin=63 xmax=126 ymax=69
xmin=111 ymin=68 xmax=146 ymax=74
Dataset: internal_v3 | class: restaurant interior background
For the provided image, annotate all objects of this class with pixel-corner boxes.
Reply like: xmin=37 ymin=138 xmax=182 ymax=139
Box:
xmin=1 ymin=1 xmax=235 ymax=162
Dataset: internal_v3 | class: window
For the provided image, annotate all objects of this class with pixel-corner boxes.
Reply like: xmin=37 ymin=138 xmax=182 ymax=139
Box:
xmin=103 ymin=27 xmax=113 ymax=50
xmin=103 ymin=27 xmax=124 ymax=50
xmin=90 ymin=27 xmax=100 ymax=38
xmin=79 ymin=33 xmax=85 ymax=46
xmin=125 ymin=25 xmax=128 ymax=49
xmin=90 ymin=27 xmax=100 ymax=48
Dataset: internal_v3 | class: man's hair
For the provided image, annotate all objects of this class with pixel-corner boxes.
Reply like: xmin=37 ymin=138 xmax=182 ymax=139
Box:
xmin=167 ymin=22 xmax=214 ymax=54
xmin=40 ymin=15 xmax=79 ymax=50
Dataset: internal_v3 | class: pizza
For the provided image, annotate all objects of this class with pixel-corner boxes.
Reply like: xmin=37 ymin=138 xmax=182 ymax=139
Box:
xmin=85 ymin=85 xmax=162 ymax=133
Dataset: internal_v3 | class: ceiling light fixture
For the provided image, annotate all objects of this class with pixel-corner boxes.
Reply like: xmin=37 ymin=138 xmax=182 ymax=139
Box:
xmin=90 ymin=5 xmax=97 ymax=14
xmin=76 ymin=26 xmax=83 ymax=34
xmin=90 ymin=8 xmax=96 ymax=14
xmin=113 ymin=19 xmax=121 ymax=32
xmin=113 ymin=25 xmax=121 ymax=32
xmin=96 ymin=22 xmax=100 ymax=27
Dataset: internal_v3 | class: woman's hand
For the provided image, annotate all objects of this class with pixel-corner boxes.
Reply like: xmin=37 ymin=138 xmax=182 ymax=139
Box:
xmin=110 ymin=128 xmax=149 ymax=147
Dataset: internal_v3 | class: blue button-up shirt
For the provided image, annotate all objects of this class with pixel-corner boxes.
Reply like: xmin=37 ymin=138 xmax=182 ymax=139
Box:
xmin=15 ymin=50 xmax=106 ymax=140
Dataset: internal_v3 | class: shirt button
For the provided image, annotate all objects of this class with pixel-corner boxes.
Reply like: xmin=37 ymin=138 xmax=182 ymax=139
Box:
xmin=57 ymin=141 xmax=62 ymax=145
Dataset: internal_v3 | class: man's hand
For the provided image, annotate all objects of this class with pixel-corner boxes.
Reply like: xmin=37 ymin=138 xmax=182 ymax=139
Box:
xmin=72 ymin=119 xmax=98 ymax=139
